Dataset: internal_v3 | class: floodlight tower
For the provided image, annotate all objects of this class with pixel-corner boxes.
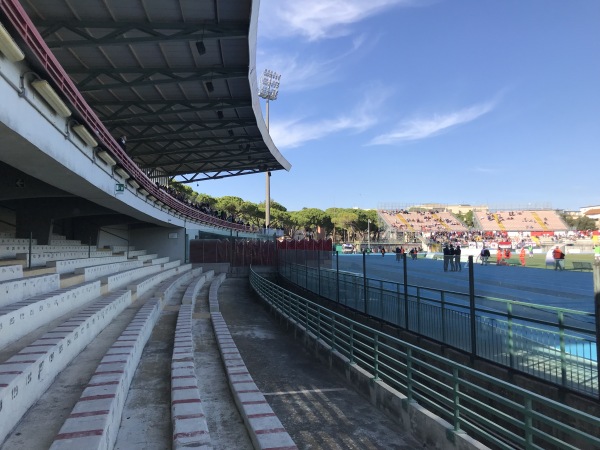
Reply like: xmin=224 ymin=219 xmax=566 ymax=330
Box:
xmin=258 ymin=69 xmax=281 ymax=230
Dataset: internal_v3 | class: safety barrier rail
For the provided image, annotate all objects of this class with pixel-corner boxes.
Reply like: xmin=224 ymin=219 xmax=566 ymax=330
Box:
xmin=278 ymin=259 xmax=598 ymax=398
xmin=250 ymin=268 xmax=600 ymax=450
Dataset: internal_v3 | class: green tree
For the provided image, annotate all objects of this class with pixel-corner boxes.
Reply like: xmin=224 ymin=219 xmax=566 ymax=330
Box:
xmin=216 ymin=196 xmax=245 ymax=218
xmin=574 ymin=216 xmax=597 ymax=231
xmin=456 ymin=210 xmax=475 ymax=228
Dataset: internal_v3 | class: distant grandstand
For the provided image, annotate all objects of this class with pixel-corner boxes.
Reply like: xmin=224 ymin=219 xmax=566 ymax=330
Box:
xmin=377 ymin=203 xmax=575 ymax=250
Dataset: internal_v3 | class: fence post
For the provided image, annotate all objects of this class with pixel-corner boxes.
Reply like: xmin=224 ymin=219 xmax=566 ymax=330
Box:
xmin=469 ymin=255 xmax=477 ymax=358
xmin=317 ymin=250 xmax=321 ymax=296
xmin=336 ymin=251 xmax=340 ymax=304
xmin=403 ymin=252 xmax=408 ymax=330
xmin=363 ymin=250 xmax=368 ymax=315
xmin=28 ymin=231 xmax=32 ymax=270
xmin=593 ymin=261 xmax=600 ymax=399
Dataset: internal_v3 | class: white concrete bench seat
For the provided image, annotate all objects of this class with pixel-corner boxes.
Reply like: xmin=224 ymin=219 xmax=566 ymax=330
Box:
xmin=180 ymin=269 xmax=206 ymax=307
xmin=16 ymin=251 xmax=113 ymax=268
xmin=171 ymin=303 xmax=211 ymax=449
xmin=135 ymin=254 xmax=158 ymax=263
xmin=151 ymin=256 xmax=170 ymax=265
xmin=0 ymin=290 xmax=131 ymax=444
xmin=208 ymin=273 xmax=226 ymax=313
xmin=125 ymin=250 xmax=147 ymax=257
xmin=162 ymin=260 xmax=181 ymax=270
xmin=0 ymin=238 xmax=37 ymax=245
xmin=49 ymin=239 xmax=82 ymax=246
xmin=0 ymin=264 xmax=23 ymax=282
xmin=47 ymin=255 xmax=127 ymax=274
xmin=0 ymin=273 xmax=61 ymax=308
xmin=127 ymin=267 xmax=181 ymax=298
xmin=0 ymin=245 xmax=98 ymax=259
xmin=49 ymin=270 xmax=196 ymax=450
xmin=102 ymin=264 xmax=162 ymax=292
xmin=74 ymin=260 xmax=143 ymax=282
xmin=0 ymin=281 xmax=101 ymax=348
xmin=106 ymin=245 xmax=134 ymax=253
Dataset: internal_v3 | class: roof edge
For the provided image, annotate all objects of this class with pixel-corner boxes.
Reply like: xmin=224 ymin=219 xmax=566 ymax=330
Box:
xmin=248 ymin=0 xmax=292 ymax=172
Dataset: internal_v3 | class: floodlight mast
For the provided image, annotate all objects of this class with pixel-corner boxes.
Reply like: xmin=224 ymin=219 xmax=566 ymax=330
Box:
xmin=258 ymin=69 xmax=281 ymax=230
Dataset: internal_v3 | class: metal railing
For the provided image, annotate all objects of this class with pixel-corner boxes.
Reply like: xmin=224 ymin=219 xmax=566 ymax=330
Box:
xmin=277 ymin=252 xmax=598 ymax=398
xmin=250 ymin=268 xmax=600 ymax=450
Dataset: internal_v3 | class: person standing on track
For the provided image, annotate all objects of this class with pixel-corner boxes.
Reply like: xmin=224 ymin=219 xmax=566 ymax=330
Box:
xmin=552 ymin=246 xmax=565 ymax=271
xmin=454 ymin=244 xmax=462 ymax=271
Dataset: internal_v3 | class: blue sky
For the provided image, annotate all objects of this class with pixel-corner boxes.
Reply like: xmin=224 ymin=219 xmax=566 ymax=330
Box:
xmin=199 ymin=0 xmax=600 ymax=213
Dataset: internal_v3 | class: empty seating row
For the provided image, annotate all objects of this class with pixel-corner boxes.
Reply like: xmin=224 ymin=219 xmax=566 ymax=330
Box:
xmin=75 ymin=260 xmax=143 ymax=282
xmin=49 ymin=269 xmax=194 ymax=449
xmin=171 ymin=303 xmax=210 ymax=449
xmin=49 ymin=296 xmax=160 ymax=450
xmin=0 ymin=280 xmax=101 ymax=348
xmin=17 ymin=251 xmax=113 ymax=268
xmin=0 ymin=245 xmax=98 ymax=259
xmin=0 ymin=264 xmax=23 ymax=282
xmin=0 ymin=273 xmax=60 ymax=308
xmin=48 ymin=255 xmax=128 ymax=274
xmin=0 ymin=289 xmax=132 ymax=443
xmin=102 ymin=264 xmax=162 ymax=292
xmin=0 ymin=238 xmax=37 ymax=245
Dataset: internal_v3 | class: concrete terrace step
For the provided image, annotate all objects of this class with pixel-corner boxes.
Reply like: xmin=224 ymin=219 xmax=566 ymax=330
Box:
xmin=0 ymin=264 xmax=23 ymax=282
xmin=48 ymin=239 xmax=82 ymax=246
xmin=0 ymin=273 xmax=61 ymax=308
xmin=48 ymin=255 xmax=128 ymax=274
xmin=135 ymin=254 xmax=158 ymax=263
xmin=0 ymin=290 xmax=132 ymax=444
xmin=102 ymin=264 xmax=162 ymax=293
xmin=0 ymin=245 xmax=99 ymax=259
xmin=0 ymin=281 xmax=101 ymax=348
xmin=16 ymin=251 xmax=114 ymax=267
xmin=51 ymin=271 xmax=196 ymax=450
xmin=0 ymin=238 xmax=37 ymax=245
xmin=75 ymin=260 xmax=143 ymax=282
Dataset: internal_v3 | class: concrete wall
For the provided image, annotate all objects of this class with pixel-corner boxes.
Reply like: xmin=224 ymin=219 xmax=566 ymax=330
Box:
xmin=130 ymin=226 xmax=185 ymax=264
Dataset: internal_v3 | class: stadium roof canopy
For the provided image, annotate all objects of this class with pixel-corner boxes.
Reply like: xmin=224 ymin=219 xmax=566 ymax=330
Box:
xmin=18 ymin=0 xmax=290 ymax=184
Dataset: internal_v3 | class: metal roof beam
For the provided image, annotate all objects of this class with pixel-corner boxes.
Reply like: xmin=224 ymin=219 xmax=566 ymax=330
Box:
xmin=99 ymin=101 xmax=251 ymax=121
xmin=77 ymin=68 xmax=246 ymax=92
xmin=34 ymin=21 xmax=248 ymax=48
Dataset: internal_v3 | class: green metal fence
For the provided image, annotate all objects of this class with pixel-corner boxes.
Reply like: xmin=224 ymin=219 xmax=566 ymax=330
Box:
xmin=250 ymin=268 xmax=600 ymax=450
xmin=277 ymin=254 xmax=598 ymax=399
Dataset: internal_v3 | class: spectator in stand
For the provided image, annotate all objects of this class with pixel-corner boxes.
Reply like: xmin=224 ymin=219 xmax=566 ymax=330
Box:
xmin=552 ymin=246 xmax=565 ymax=271
xmin=117 ymin=135 xmax=127 ymax=150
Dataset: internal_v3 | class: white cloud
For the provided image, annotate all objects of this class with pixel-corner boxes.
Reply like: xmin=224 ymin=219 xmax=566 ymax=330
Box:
xmin=270 ymin=86 xmax=390 ymax=149
xmin=256 ymin=32 xmax=376 ymax=93
xmin=260 ymin=0 xmax=416 ymax=41
xmin=257 ymin=52 xmax=338 ymax=93
xmin=368 ymin=100 xmax=498 ymax=145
